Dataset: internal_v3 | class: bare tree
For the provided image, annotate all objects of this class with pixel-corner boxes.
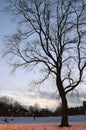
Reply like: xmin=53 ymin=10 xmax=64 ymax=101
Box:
xmin=2 ymin=0 xmax=86 ymax=126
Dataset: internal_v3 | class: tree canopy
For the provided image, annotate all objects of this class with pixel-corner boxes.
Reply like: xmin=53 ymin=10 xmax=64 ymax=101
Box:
xmin=2 ymin=0 xmax=86 ymax=127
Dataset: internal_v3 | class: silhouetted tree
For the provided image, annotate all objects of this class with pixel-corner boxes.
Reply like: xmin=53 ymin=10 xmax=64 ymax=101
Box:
xmin=2 ymin=0 xmax=86 ymax=126
xmin=0 ymin=96 xmax=29 ymax=117
xmin=55 ymin=103 xmax=63 ymax=116
xmin=33 ymin=103 xmax=40 ymax=111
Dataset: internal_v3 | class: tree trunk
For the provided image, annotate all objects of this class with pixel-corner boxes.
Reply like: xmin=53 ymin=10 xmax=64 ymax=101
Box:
xmin=56 ymin=74 xmax=69 ymax=127
xmin=61 ymin=95 xmax=69 ymax=126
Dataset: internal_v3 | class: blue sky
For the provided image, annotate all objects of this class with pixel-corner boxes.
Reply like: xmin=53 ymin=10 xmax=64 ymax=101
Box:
xmin=0 ymin=0 xmax=86 ymax=109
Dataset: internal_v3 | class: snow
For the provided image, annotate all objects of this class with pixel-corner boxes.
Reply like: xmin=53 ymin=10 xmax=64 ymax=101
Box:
xmin=0 ymin=122 xmax=86 ymax=130
xmin=0 ymin=115 xmax=86 ymax=130
xmin=0 ymin=115 xmax=86 ymax=124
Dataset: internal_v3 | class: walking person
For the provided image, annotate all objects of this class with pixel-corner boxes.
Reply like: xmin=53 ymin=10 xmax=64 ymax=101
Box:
xmin=33 ymin=113 xmax=35 ymax=120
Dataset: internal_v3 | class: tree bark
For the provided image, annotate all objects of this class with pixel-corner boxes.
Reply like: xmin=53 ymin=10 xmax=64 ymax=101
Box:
xmin=56 ymin=71 xmax=69 ymax=127
xmin=61 ymin=95 xmax=69 ymax=126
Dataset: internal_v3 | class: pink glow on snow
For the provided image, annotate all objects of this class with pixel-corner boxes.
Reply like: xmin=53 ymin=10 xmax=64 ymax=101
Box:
xmin=0 ymin=122 xmax=86 ymax=130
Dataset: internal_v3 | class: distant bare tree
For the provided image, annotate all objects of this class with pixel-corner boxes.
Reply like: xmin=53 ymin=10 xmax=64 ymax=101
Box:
xmin=2 ymin=0 xmax=86 ymax=126
xmin=33 ymin=103 xmax=40 ymax=112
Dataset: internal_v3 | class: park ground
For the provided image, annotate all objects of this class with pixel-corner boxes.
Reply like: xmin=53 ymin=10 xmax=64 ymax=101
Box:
xmin=0 ymin=116 xmax=86 ymax=130
xmin=0 ymin=122 xmax=86 ymax=130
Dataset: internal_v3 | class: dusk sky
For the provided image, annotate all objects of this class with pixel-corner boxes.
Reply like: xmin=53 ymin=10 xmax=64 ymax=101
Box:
xmin=0 ymin=0 xmax=86 ymax=110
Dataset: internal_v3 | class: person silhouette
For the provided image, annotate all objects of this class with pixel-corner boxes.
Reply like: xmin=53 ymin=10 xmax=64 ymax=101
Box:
xmin=33 ymin=113 xmax=35 ymax=120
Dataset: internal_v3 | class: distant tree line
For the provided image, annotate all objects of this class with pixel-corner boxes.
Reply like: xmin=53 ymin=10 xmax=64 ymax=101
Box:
xmin=0 ymin=96 xmax=85 ymax=117
xmin=0 ymin=96 xmax=28 ymax=117
xmin=55 ymin=106 xmax=84 ymax=116
xmin=0 ymin=96 xmax=54 ymax=117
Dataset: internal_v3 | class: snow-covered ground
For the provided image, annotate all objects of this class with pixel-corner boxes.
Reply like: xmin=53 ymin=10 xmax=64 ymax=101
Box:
xmin=0 ymin=115 xmax=86 ymax=124
xmin=0 ymin=122 xmax=86 ymax=130
xmin=0 ymin=115 xmax=86 ymax=130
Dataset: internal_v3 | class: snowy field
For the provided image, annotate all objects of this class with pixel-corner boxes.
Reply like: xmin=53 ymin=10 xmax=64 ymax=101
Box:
xmin=0 ymin=115 xmax=86 ymax=130
xmin=0 ymin=115 xmax=86 ymax=124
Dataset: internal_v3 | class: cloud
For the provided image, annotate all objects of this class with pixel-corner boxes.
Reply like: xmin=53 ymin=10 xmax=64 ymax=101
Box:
xmin=0 ymin=84 xmax=86 ymax=109
xmin=67 ymin=91 xmax=86 ymax=107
